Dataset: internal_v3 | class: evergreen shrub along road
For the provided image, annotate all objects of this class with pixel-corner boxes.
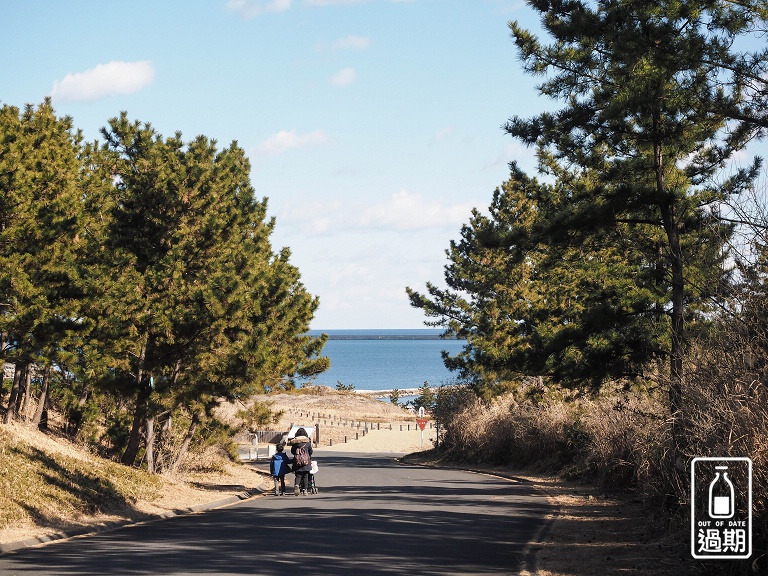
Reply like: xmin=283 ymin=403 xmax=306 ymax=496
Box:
xmin=0 ymin=101 xmax=329 ymax=472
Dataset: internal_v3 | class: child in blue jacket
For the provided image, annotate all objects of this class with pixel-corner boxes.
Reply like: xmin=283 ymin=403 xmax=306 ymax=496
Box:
xmin=270 ymin=443 xmax=292 ymax=496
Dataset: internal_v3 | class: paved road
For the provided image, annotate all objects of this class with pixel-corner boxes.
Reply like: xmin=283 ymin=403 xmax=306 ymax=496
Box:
xmin=0 ymin=452 xmax=549 ymax=575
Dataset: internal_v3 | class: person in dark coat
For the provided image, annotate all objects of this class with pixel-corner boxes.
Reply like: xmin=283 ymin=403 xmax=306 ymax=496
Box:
xmin=270 ymin=443 xmax=292 ymax=496
xmin=290 ymin=427 xmax=313 ymax=496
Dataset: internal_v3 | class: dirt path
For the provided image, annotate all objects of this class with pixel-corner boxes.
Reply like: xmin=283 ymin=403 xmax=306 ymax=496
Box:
xmin=515 ymin=476 xmax=697 ymax=575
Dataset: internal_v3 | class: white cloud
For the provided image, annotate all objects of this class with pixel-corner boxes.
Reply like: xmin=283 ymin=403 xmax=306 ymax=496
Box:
xmin=277 ymin=190 xmax=477 ymax=237
xmin=279 ymin=198 xmax=343 ymax=234
xmin=360 ymin=189 xmax=476 ymax=231
xmin=256 ymin=129 xmax=331 ymax=155
xmin=50 ymin=61 xmax=155 ymax=103
xmin=430 ymin=126 xmax=456 ymax=144
xmin=330 ymin=67 xmax=357 ymax=86
xmin=305 ymin=0 xmax=366 ymax=5
xmin=333 ymin=35 xmax=371 ymax=50
xmin=226 ymin=0 xmax=291 ymax=18
xmin=272 ymin=190 xmax=471 ymax=328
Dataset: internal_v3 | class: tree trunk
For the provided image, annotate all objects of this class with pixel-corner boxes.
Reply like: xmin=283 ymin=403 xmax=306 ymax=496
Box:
xmin=19 ymin=366 xmax=32 ymax=421
xmin=145 ymin=416 xmax=156 ymax=474
xmin=655 ymin=133 xmax=686 ymax=466
xmin=4 ymin=364 xmax=25 ymax=424
xmin=662 ymin=203 xmax=685 ymax=462
xmin=154 ymin=412 xmax=172 ymax=474
xmin=121 ymin=384 xmax=151 ymax=466
xmin=77 ymin=380 xmax=90 ymax=409
xmin=32 ymin=365 xmax=51 ymax=426
xmin=170 ymin=411 xmax=201 ymax=474
xmin=66 ymin=380 xmax=92 ymax=436
xmin=121 ymin=343 xmax=150 ymax=466
xmin=0 ymin=334 xmax=6 ymax=407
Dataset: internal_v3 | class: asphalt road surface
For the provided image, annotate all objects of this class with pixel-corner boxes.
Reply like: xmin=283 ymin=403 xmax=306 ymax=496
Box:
xmin=0 ymin=452 xmax=550 ymax=575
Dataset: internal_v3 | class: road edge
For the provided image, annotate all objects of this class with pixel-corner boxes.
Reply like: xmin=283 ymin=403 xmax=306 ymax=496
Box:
xmin=0 ymin=486 xmax=268 ymax=557
xmin=396 ymin=456 xmax=561 ymax=574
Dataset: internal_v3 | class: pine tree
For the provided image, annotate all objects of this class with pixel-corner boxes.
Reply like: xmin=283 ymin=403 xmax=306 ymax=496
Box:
xmin=99 ymin=114 xmax=327 ymax=468
xmin=505 ymin=0 xmax=768 ymax=449
xmin=0 ymin=100 xmax=87 ymax=423
xmin=408 ymin=168 xmax=544 ymax=397
xmin=409 ymin=164 xmax=674 ymax=395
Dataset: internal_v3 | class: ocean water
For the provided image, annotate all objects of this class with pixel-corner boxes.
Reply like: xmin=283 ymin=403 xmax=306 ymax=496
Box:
xmin=307 ymin=330 xmax=465 ymax=392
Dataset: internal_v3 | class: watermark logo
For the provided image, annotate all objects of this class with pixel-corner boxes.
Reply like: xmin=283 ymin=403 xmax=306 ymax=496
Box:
xmin=691 ymin=457 xmax=752 ymax=560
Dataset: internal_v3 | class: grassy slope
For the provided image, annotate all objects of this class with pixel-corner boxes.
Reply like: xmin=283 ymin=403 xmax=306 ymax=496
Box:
xmin=0 ymin=388 xmax=409 ymax=544
xmin=0 ymin=423 xmax=266 ymax=544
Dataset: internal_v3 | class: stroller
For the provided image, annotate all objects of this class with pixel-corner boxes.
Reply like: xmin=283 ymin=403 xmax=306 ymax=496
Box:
xmin=309 ymin=459 xmax=319 ymax=494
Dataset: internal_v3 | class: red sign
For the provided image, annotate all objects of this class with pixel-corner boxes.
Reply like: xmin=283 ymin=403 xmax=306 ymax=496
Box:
xmin=416 ymin=418 xmax=428 ymax=431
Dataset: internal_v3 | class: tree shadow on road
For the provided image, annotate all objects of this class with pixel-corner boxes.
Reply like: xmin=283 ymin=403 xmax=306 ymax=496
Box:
xmin=2 ymin=457 xmax=548 ymax=576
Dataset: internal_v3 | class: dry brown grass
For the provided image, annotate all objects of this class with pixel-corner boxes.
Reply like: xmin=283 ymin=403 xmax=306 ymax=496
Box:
xmin=0 ymin=422 xmax=270 ymax=545
xmin=432 ymin=361 xmax=768 ymax=575
xmin=678 ymin=338 xmax=768 ymax=574
xmin=1 ymin=388 xmax=419 ymax=545
xmin=436 ymin=382 xmax=668 ymax=487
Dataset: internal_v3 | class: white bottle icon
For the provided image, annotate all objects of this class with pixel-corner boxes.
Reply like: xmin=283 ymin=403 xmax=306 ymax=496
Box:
xmin=709 ymin=465 xmax=735 ymax=519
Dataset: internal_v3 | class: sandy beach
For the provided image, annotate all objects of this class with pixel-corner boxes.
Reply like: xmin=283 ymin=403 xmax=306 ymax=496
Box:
xmin=314 ymin=424 xmax=434 ymax=453
xmin=247 ymin=388 xmax=432 ymax=450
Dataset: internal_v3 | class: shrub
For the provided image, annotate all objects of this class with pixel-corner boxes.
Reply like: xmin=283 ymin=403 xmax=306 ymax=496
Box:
xmin=677 ymin=333 xmax=768 ymax=571
xmin=235 ymin=401 xmax=283 ymax=431
xmin=435 ymin=383 xmax=577 ymax=468
xmin=435 ymin=379 xmax=671 ymax=490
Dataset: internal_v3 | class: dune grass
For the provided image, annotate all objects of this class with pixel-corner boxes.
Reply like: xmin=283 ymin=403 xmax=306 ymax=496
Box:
xmin=0 ymin=424 xmax=163 ymax=536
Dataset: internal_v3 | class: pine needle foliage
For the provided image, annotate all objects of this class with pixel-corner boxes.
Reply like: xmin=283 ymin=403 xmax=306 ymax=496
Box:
xmin=0 ymin=103 xmax=328 ymax=472
xmin=410 ymin=1 xmax=768 ymax=410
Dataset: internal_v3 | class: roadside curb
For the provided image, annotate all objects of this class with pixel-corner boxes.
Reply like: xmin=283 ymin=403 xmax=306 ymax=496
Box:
xmin=0 ymin=487 xmax=267 ymax=556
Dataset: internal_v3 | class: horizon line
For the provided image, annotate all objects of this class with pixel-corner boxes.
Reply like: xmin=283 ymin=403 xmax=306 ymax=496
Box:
xmin=308 ymin=328 xmax=442 ymax=332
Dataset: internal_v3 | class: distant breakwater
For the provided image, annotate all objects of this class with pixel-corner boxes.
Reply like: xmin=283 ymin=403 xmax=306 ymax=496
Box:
xmin=308 ymin=329 xmax=461 ymax=342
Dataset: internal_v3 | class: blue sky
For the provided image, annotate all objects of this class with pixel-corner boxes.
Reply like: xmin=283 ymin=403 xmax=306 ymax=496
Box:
xmin=3 ymin=1 xmax=545 ymax=329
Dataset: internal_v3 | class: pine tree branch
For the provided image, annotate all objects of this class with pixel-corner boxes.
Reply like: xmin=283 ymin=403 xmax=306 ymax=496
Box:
xmin=615 ymin=218 xmax=663 ymax=226
xmin=715 ymin=216 xmax=768 ymax=230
